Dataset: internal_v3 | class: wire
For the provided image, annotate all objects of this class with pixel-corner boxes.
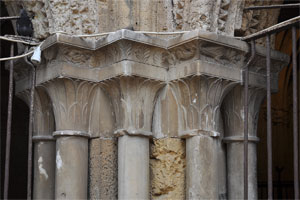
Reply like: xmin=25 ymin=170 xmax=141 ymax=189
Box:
xmin=0 ymin=35 xmax=40 ymax=45
xmin=0 ymin=50 xmax=34 ymax=62
xmin=52 ymin=30 xmax=188 ymax=37
xmin=0 ymin=30 xmax=188 ymax=62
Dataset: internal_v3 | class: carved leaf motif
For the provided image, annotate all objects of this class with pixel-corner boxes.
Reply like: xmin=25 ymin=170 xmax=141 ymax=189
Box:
xmin=61 ymin=47 xmax=92 ymax=66
xmin=133 ymin=44 xmax=151 ymax=62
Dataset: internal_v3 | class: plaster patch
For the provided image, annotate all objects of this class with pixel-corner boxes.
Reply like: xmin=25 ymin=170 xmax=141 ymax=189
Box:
xmin=56 ymin=150 xmax=63 ymax=170
xmin=38 ymin=156 xmax=48 ymax=180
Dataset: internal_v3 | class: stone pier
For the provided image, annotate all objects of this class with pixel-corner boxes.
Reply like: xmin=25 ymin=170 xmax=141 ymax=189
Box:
xmin=7 ymin=0 xmax=289 ymax=199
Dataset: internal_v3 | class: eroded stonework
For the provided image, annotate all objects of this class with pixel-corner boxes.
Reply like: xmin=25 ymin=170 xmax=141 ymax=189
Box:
xmin=150 ymin=138 xmax=185 ymax=200
xmin=89 ymin=138 xmax=118 ymax=200
xmin=5 ymin=0 xmax=283 ymax=40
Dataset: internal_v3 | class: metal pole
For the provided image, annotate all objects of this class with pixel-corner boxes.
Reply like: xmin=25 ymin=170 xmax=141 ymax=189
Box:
xmin=25 ymin=59 xmax=36 ymax=200
xmin=244 ymin=39 xmax=256 ymax=200
xmin=3 ymin=43 xmax=14 ymax=200
xmin=292 ymin=26 xmax=299 ymax=200
xmin=244 ymin=3 xmax=300 ymax=10
xmin=266 ymin=34 xmax=273 ymax=200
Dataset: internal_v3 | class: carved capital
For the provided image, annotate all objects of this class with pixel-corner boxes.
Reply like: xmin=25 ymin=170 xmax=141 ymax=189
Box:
xmin=17 ymin=87 xmax=55 ymax=136
xmin=153 ymin=76 xmax=236 ymax=138
xmin=43 ymin=78 xmax=97 ymax=132
xmin=100 ymin=77 xmax=163 ymax=136
xmin=222 ymin=85 xmax=266 ymax=138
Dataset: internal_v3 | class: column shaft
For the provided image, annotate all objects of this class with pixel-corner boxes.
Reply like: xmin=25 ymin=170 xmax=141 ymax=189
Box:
xmin=186 ymin=135 xmax=218 ymax=199
xmin=55 ymin=135 xmax=88 ymax=199
xmin=33 ymin=140 xmax=55 ymax=199
xmin=118 ymin=135 xmax=149 ymax=199
xmin=227 ymin=142 xmax=257 ymax=199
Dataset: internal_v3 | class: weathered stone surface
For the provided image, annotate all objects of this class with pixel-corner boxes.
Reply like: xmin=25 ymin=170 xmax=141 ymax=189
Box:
xmin=33 ymin=141 xmax=55 ymax=199
xmin=4 ymin=0 xmax=284 ymax=39
xmin=118 ymin=135 xmax=149 ymax=199
xmin=150 ymin=138 xmax=185 ymax=200
xmin=236 ymin=0 xmax=284 ymax=47
xmin=55 ymin=136 xmax=88 ymax=199
xmin=89 ymin=138 xmax=117 ymax=200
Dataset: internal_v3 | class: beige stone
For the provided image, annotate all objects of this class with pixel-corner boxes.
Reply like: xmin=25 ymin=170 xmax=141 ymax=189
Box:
xmin=89 ymin=138 xmax=118 ymax=200
xmin=150 ymin=138 xmax=185 ymax=200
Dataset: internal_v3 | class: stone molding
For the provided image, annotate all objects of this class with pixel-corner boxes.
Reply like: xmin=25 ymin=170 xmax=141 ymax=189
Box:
xmin=32 ymin=135 xmax=55 ymax=142
xmin=53 ymin=130 xmax=90 ymax=138
xmin=14 ymin=30 xmax=288 ymax=93
xmin=222 ymin=135 xmax=260 ymax=143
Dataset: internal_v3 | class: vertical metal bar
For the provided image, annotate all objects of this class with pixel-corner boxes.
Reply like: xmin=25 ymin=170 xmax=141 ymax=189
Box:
xmin=266 ymin=34 xmax=273 ymax=200
xmin=244 ymin=39 xmax=256 ymax=200
xmin=292 ymin=25 xmax=299 ymax=200
xmin=26 ymin=60 xmax=36 ymax=200
xmin=4 ymin=43 xmax=14 ymax=200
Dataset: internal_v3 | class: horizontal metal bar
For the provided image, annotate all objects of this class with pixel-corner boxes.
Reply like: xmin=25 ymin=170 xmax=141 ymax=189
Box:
xmin=0 ymin=16 xmax=20 ymax=21
xmin=244 ymin=3 xmax=300 ymax=10
xmin=242 ymin=16 xmax=300 ymax=41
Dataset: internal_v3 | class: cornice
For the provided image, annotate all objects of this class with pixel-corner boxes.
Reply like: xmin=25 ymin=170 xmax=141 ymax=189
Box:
xmin=13 ymin=29 xmax=289 ymax=93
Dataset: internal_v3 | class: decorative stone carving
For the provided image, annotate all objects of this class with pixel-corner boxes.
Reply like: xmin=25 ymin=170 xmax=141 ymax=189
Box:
xmin=101 ymin=76 xmax=162 ymax=136
xmin=5 ymin=0 xmax=284 ymax=40
xmin=222 ymin=85 xmax=266 ymax=199
xmin=43 ymin=78 xmax=96 ymax=132
xmin=9 ymin=28 xmax=288 ymax=200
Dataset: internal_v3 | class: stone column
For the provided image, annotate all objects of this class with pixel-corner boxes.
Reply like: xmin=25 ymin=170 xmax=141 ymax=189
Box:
xmin=18 ymin=88 xmax=56 ymax=199
xmin=170 ymin=76 xmax=235 ymax=199
xmin=44 ymin=78 xmax=96 ymax=199
xmin=101 ymin=77 xmax=162 ymax=199
xmin=222 ymin=86 xmax=265 ymax=199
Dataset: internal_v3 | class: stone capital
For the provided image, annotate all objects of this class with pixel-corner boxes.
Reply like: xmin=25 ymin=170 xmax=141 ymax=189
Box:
xmin=43 ymin=78 xmax=97 ymax=133
xmin=17 ymin=87 xmax=55 ymax=137
xmin=100 ymin=76 xmax=163 ymax=137
xmin=153 ymin=76 xmax=236 ymax=138
xmin=222 ymin=85 xmax=266 ymax=138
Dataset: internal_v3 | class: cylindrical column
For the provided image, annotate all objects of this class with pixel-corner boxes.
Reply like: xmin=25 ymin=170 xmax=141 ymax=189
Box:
xmin=54 ymin=131 xmax=89 ymax=200
xmin=33 ymin=136 xmax=55 ymax=199
xmin=224 ymin=136 xmax=259 ymax=199
xmin=118 ymin=135 xmax=149 ymax=199
xmin=222 ymin=86 xmax=265 ymax=199
xmin=186 ymin=135 xmax=218 ymax=199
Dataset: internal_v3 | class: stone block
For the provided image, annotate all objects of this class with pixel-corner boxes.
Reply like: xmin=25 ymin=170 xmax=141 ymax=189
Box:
xmin=89 ymin=138 xmax=118 ymax=200
xmin=150 ymin=138 xmax=185 ymax=200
